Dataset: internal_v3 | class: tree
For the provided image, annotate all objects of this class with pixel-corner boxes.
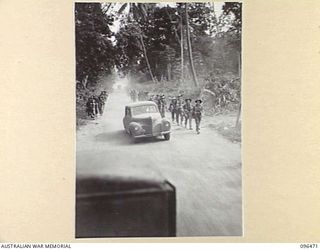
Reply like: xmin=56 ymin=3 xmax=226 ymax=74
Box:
xmin=222 ymin=2 xmax=242 ymax=126
xmin=115 ymin=2 xmax=242 ymax=87
xmin=223 ymin=2 xmax=242 ymax=32
xmin=118 ymin=3 xmax=157 ymax=83
xmin=117 ymin=5 xmax=180 ymax=82
xmin=75 ymin=3 xmax=115 ymax=88
xmin=185 ymin=3 xmax=199 ymax=87
xmin=180 ymin=14 xmax=184 ymax=83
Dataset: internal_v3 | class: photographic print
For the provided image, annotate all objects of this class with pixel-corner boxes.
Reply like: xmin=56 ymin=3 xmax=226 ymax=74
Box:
xmin=75 ymin=2 xmax=242 ymax=237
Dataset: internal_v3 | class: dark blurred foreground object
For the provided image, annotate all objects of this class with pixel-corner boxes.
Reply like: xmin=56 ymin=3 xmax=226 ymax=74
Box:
xmin=76 ymin=176 xmax=176 ymax=238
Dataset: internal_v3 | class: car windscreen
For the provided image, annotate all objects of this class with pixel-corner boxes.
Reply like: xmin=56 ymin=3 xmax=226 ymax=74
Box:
xmin=131 ymin=105 xmax=158 ymax=116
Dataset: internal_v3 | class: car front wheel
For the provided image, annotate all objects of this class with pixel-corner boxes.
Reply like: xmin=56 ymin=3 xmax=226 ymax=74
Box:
xmin=164 ymin=133 xmax=170 ymax=141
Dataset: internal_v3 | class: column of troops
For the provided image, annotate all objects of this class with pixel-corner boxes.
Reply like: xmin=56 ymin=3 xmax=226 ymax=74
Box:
xmin=86 ymin=91 xmax=109 ymax=119
xmin=129 ymin=89 xmax=203 ymax=134
xmin=168 ymin=94 xmax=203 ymax=134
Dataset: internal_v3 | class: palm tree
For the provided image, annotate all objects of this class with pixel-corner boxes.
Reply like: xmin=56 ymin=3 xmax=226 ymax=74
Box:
xmin=118 ymin=3 xmax=156 ymax=83
xmin=180 ymin=14 xmax=184 ymax=83
xmin=164 ymin=5 xmax=184 ymax=83
xmin=185 ymin=3 xmax=199 ymax=87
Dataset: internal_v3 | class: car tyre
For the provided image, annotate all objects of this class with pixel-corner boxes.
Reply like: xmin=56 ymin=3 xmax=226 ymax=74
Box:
xmin=129 ymin=130 xmax=137 ymax=143
xmin=132 ymin=137 xmax=139 ymax=143
xmin=164 ymin=133 xmax=171 ymax=141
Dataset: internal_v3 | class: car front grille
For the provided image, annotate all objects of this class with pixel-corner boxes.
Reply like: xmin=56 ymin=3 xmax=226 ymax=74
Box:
xmin=141 ymin=124 xmax=152 ymax=135
xmin=152 ymin=123 xmax=162 ymax=134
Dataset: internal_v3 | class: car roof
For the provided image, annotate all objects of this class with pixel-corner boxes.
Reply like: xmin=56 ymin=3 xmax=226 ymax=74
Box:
xmin=126 ymin=101 xmax=157 ymax=108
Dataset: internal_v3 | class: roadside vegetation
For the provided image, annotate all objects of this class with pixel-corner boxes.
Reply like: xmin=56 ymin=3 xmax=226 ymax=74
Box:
xmin=75 ymin=3 xmax=241 ymax=141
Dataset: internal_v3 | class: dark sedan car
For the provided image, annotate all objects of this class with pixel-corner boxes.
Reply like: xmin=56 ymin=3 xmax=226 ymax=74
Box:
xmin=123 ymin=101 xmax=171 ymax=140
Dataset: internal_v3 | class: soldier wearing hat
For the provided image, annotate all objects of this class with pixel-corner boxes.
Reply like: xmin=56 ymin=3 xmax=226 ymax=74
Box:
xmin=130 ymin=89 xmax=137 ymax=102
xmin=154 ymin=94 xmax=160 ymax=110
xmin=158 ymin=94 xmax=166 ymax=118
xmin=87 ymin=96 xmax=98 ymax=119
xmin=183 ymin=98 xmax=193 ymax=130
xmin=138 ymin=91 xmax=143 ymax=101
xmin=86 ymin=97 xmax=92 ymax=117
xmin=98 ymin=91 xmax=108 ymax=115
xmin=155 ymin=94 xmax=160 ymax=104
xmin=148 ymin=94 xmax=154 ymax=102
xmin=193 ymin=99 xmax=203 ymax=134
xmin=169 ymin=97 xmax=177 ymax=123
xmin=175 ymin=94 xmax=184 ymax=125
xmin=143 ymin=91 xmax=149 ymax=101
xmin=93 ymin=95 xmax=100 ymax=116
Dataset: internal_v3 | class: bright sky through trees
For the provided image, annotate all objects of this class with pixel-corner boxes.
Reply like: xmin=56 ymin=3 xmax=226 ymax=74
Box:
xmin=109 ymin=2 xmax=225 ymax=34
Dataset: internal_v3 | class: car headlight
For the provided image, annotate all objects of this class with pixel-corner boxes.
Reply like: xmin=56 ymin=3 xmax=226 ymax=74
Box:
xmin=163 ymin=121 xmax=170 ymax=128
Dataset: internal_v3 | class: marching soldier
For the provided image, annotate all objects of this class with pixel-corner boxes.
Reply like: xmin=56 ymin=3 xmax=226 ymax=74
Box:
xmin=154 ymin=94 xmax=160 ymax=106
xmin=132 ymin=89 xmax=137 ymax=102
xmin=158 ymin=95 xmax=166 ymax=118
xmin=143 ymin=91 xmax=149 ymax=101
xmin=129 ymin=89 xmax=134 ymax=102
xmin=87 ymin=96 xmax=98 ymax=119
xmin=86 ymin=97 xmax=92 ymax=117
xmin=93 ymin=95 xmax=100 ymax=116
xmin=183 ymin=98 xmax=193 ymax=130
xmin=156 ymin=94 xmax=161 ymax=109
xmin=193 ymin=99 xmax=203 ymax=134
xmin=169 ymin=97 xmax=177 ymax=123
xmin=175 ymin=94 xmax=184 ymax=125
xmin=98 ymin=91 xmax=108 ymax=115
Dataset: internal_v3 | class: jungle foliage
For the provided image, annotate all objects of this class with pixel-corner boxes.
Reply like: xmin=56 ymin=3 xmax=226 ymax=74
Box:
xmin=75 ymin=2 xmax=242 ymax=118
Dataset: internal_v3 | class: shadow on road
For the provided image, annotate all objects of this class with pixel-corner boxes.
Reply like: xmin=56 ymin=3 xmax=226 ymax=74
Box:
xmin=134 ymin=136 xmax=166 ymax=144
xmin=95 ymin=130 xmax=167 ymax=146
xmin=95 ymin=130 xmax=131 ymax=145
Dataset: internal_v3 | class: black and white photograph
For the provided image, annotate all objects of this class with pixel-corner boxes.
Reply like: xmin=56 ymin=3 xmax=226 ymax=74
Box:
xmin=75 ymin=2 xmax=242 ymax=238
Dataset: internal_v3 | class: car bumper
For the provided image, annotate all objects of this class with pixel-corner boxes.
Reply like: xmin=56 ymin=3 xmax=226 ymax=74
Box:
xmin=133 ymin=130 xmax=170 ymax=138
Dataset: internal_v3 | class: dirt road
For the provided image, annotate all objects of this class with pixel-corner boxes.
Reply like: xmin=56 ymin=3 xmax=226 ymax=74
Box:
xmin=76 ymin=87 xmax=242 ymax=236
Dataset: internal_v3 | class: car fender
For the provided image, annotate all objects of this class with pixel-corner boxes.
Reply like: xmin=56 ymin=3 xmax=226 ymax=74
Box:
xmin=123 ymin=118 xmax=126 ymax=130
xmin=161 ymin=118 xmax=171 ymax=131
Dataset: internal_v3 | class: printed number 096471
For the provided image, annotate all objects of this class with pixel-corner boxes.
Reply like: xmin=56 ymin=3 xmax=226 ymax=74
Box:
xmin=300 ymin=244 xmax=318 ymax=248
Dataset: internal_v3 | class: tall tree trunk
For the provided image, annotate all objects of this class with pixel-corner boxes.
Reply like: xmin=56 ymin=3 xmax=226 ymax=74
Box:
xmin=165 ymin=7 xmax=181 ymax=46
xmin=83 ymin=75 xmax=89 ymax=89
xmin=180 ymin=15 xmax=184 ymax=83
xmin=235 ymin=103 xmax=241 ymax=128
xmin=238 ymin=50 xmax=241 ymax=77
xmin=102 ymin=3 xmax=112 ymax=15
xmin=235 ymin=51 xmax=241 ymax=128
xmin=185 ymin=3 xmax=198 ymax=87
xmin=167 ymin=63 xmax=172 ymax=81
xmin=139 ymin=34 xmax=156 ymax=83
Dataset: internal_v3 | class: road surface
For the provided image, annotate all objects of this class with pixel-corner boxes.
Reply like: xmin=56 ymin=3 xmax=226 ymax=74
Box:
xmin=76 ymin=88 xmax=242 ymax=236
